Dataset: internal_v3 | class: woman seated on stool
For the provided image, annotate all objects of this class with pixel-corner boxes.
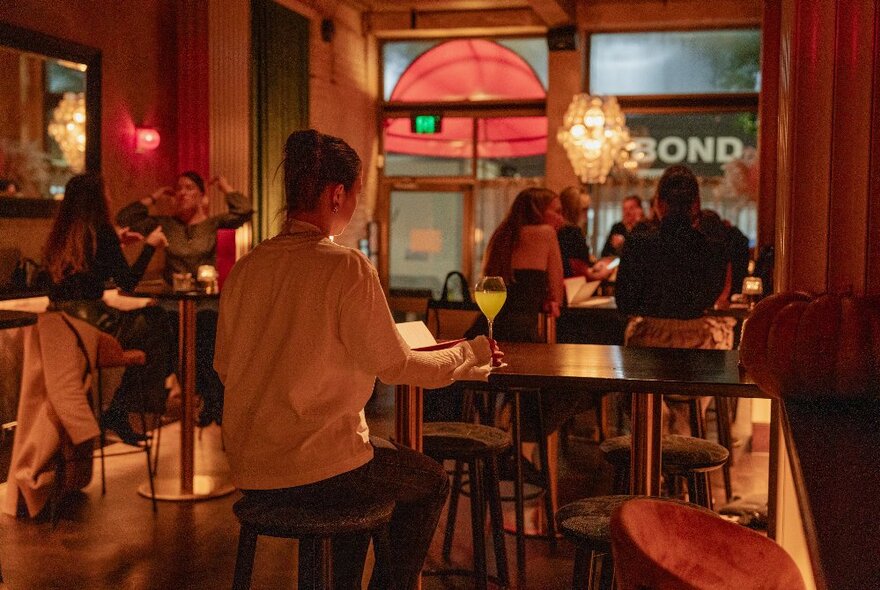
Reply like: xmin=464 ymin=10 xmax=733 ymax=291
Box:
xmin=615 ymin=165 xmax=731 ymax=435
xmin=117 ymin=171 xmax=253 ymax=426
xmin=214 ymin=129 xmax=498 ymax=589
xmin=43 ymin=173 xmax=171 ymax=445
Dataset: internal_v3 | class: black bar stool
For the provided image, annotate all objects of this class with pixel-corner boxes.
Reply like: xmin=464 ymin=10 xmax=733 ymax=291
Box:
xmin=422 ymin=421 xmax=511 ymax=590
xmin=600 ymin=434 xmax=729 ymax=509
xmin=557 ymin=495 xmax=718 ymax=590
xmin=231 ymin=493 xmax=395 ymax=589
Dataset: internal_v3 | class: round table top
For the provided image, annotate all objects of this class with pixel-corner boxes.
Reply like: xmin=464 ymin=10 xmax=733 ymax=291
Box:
xmin=122 ymin=283 xmax=220 ymax=301
xmin=0 ymin=310 xmax=37 ymax=330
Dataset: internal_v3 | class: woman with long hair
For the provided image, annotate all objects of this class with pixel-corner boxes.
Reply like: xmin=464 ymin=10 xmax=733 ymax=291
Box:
xmin=44 ymin=173 xmax=171 ymax=445
xmin=215 ymin=129 xmax=496 ymax=588
xmin=472 ymin=186 xmax=565 ymax=341
xmin=616 ymin=165 xmax=731 ymax=434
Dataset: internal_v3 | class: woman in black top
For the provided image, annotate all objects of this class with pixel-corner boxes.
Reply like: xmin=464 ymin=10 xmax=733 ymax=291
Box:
xmin=44 ymin=173 xmax=171 ymax=444
xmin=557 ymin=186 xmax=615 ymax=281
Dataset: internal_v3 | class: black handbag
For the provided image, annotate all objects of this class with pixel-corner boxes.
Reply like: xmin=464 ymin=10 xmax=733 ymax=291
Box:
xmin=425 ymin=271 xmax=480 ymax=340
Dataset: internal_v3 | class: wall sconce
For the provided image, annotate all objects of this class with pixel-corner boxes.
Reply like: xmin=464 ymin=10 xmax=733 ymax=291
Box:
xmin=135 ymin=127 xmax=161 ymax=153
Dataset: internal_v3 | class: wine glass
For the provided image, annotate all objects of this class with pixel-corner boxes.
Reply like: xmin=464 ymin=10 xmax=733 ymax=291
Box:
xmin=474 ymin=276 xmax=507 ymax=343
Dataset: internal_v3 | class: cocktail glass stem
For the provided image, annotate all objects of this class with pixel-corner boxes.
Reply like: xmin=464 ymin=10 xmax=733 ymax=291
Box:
xmin=487 ymin=319 xmax=494 ymax=342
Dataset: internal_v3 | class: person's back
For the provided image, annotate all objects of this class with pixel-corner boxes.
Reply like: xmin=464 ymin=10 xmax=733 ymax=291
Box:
xmin=616 ymin=215 xmax=725 ymax=319
xmin=215 ymin=130 xmax=494 ymax=588
xmin=218 ymin=225 xmax=387 ymax=487
xmin=468 ymin=191 xmax=564 ymax=342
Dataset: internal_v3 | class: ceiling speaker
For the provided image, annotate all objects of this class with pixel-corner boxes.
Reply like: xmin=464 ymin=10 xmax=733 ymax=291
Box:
xmin=547 ymin=25 xmax=578 ymax=52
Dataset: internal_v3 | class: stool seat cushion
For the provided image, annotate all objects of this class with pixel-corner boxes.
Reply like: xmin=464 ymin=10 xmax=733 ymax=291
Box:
xmin=556 ymin=495 xmax=715 ymax=551
xmin=233 ymin=493 xmax=395 ymax=539
xmin=600 ymin=435 xmax=729 ymax=471
xmin=423 ymin=422 xmax=511 ymax=458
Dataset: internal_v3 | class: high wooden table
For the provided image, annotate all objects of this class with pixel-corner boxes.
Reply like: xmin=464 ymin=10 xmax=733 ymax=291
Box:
xmin=124 ymin=286 xmax=234 ymax=501
xmin=396 ymin=342 xmax=766 ymax=585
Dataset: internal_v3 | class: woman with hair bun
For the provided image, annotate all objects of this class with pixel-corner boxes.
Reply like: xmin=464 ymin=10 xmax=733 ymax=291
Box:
xmin=215 ymin=129 xmax=497 ymax=588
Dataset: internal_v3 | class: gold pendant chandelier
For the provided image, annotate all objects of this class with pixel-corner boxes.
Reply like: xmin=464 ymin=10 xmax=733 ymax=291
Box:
xmin=557 ymin=94 xmax=636 ymax=184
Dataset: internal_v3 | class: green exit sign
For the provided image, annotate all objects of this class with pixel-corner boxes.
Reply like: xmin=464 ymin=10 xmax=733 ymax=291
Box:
xmin=411 ymin=114 xmax=442 ymax=134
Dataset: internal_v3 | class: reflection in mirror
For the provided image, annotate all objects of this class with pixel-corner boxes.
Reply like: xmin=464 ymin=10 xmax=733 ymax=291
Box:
xmin=0 ymin=46 xmax=87 ymax=200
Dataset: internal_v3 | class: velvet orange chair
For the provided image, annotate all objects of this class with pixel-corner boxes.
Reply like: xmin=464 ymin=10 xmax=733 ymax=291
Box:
xmin=611 ymin=498 xmax=805 ymax=590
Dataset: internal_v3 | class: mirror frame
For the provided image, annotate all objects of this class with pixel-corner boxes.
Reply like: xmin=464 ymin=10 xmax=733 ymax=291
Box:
xmin=0 ymin=22 xmax=101 ymax=218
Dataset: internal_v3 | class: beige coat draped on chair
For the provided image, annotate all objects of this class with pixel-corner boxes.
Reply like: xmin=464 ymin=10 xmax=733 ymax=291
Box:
xmin=3 ymin=312 xmax=102 ymax=518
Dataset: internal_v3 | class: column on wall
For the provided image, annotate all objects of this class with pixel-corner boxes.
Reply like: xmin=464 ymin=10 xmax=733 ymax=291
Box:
xmin=177 ymin=0 xmax=253 ymax=251
xmin=774 ymin=0 xmax=880 ymax=296
xmin=176 ymin=1 xmax=210 ymax=182
xmin=768 ymin=2 xmax=880 ymax=588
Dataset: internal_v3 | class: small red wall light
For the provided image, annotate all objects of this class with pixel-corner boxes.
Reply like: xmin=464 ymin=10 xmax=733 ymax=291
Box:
xmin=135 ymin=127 xmax=161 ymax=153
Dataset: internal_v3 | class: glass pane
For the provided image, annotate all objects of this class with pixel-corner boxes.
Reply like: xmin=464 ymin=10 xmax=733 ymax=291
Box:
xmin=626 ymin=112 xmax=757 ymax=178
xmin=383 ymin=38 xmax=546 ymax=102
xmin=389 ymin=190 xmax=463 ymax=297
xmin=588 ymin=111 xmax=759 ymax=251
xmin=476 ymin=117 xmax=547 ymax=179
xmin=590 ymin=29 xmax=761 ymax=95
xmin=383 ymin=117 xmax=473 ymax=177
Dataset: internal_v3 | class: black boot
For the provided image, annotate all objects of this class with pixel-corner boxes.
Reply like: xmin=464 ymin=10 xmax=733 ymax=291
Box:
xmin=101 ymin=405 xmax=148 ymax=446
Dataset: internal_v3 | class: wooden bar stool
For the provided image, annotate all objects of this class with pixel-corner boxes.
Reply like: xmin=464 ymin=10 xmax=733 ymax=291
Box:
xmin=600 ymin=434 xmax=728 ymax=508
xmin=231 ymin=493 xmax=395 ymax=590
xmin=556 ymin=495 xmax=717 ymax=590
xmin=422 ymin=421 xmax=511 ymax=590
xmin=611 ymin=498 xmax=806 ymax=589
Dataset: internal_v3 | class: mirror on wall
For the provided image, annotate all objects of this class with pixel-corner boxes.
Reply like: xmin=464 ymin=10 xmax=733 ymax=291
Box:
xmin=0 ymin=23 xmax=100 ymax=217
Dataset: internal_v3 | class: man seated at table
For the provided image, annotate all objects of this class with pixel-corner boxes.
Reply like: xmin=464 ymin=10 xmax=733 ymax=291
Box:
xmin=615 ymin=165 xmax=730 ymax=434
xmin=600 ymin=194 xmax=645 ymax=258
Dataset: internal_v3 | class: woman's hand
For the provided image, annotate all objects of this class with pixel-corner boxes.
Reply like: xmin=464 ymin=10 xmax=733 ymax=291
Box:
xmin=142 ymin=186 xmax=173 ymax=206
xmin=211 ymin=175 xmax=234 ymax=194
xmin=589 ymin=260 xmax=614 ymax=281
xmin=116 ymin=226 xmax=144 ymax=245
xmin=145 ymin=225 xmax=168 ymax=248
xmin=489 ymin=338 xmax=505 ymax=368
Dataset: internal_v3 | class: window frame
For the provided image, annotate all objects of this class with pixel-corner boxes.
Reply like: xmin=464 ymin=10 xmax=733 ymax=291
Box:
xmin=378 ymin=35 xmax=550 ymax=292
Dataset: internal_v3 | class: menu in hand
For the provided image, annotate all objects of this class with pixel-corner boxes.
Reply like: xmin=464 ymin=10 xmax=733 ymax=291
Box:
xmin=396 ymin=321 xmax=466 ymax=351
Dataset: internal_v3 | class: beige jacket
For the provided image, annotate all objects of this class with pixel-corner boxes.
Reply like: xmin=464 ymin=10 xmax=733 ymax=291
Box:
xmin=3 ymin=313 xmax=102 ymax=518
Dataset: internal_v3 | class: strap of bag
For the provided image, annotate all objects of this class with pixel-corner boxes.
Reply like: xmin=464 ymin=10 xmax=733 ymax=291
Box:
xmin=439 ymin=271 xmax=472 ymax=304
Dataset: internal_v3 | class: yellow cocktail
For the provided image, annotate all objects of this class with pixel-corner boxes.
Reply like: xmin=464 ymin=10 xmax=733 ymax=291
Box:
xmin=474 ymin=276 xmax=507 ymax=343
xmin=475 ymin=290 xmax=507 ymax=321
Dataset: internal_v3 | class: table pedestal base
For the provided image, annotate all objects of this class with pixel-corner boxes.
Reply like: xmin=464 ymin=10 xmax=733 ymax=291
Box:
xmin=138 ymin=475 xmax=236 ymax=502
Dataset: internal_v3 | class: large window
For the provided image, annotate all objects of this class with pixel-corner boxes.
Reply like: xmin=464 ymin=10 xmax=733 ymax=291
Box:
xmin=381 ymin=37 xmax=548 ymax=294
xmin=587 ymin=28 xmax=761 ymax=250
xmin=590 ymin=29 xmax=761 ymax=95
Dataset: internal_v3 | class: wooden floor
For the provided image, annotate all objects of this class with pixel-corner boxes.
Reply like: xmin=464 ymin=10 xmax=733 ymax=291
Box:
xmin=0 ymin=390 xmax=768 ymax=589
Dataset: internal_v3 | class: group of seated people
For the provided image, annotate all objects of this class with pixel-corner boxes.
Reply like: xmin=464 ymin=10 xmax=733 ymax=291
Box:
xmin=41 ymin=169 xmax=253 ymax=444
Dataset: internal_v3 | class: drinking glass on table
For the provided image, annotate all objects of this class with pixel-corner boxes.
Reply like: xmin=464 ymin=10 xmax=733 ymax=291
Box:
xmin=474 ymin=276 xmax=507 ymax=345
